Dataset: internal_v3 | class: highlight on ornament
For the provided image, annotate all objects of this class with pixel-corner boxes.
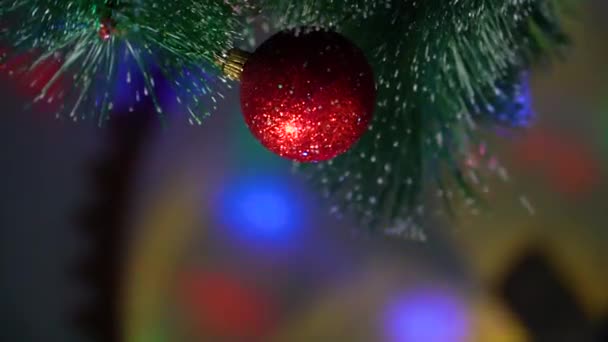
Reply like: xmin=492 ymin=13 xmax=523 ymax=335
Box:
xmin=0 ymin=0 xmax=240 ymax=124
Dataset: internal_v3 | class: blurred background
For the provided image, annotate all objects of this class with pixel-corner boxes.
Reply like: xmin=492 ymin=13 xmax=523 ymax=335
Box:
xmin=1 ymin=1 xmax=607 ymax=341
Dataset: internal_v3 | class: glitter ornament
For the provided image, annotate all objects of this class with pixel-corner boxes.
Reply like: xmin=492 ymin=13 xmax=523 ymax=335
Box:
xmin=227 ymin=28 xmax=376 ymax=163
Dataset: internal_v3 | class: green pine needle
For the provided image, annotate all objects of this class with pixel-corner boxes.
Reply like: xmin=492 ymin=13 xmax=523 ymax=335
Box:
xmin=257 ymin=0 xmax=393 ymax=29
xmin=292 ymin=0 xmax=568 ymax=232
xmin=0 ymin=0 xmax=240 ymax=124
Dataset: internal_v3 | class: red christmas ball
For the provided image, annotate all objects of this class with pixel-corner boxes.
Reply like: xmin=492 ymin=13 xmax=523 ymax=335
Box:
xmin=240 ymin=28 xmax=376 ymax=162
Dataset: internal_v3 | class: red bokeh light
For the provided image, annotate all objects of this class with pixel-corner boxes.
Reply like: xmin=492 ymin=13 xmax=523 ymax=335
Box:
xmin=0 ymin=46 xmax=64 ymax=113
xmin=513 ymin=128 xmax=601 ymax=197
xmin=177 ymin=272 xmax=277 ymax=339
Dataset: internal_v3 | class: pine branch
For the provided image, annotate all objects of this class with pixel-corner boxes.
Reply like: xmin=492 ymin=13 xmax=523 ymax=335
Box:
xmin=296 ymin=0 xmax=569 ymax=231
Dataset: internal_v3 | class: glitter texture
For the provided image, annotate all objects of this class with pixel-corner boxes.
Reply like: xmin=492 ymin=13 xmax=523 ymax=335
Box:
xmin=240 ymin=28 xmax=375 ymax=162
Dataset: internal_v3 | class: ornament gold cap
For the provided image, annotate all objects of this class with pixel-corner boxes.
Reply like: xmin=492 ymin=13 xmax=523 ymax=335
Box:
xmin=218 ymin=48 xmax=251 ymax=80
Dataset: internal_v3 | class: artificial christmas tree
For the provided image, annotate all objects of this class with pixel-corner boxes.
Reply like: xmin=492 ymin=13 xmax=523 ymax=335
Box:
xmin=0 ymin=0 xmax=569 ymax=232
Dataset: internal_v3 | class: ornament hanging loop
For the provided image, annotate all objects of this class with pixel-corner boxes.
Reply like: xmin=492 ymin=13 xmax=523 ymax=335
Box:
xmin=218 ymin=48 xmax=251 ymax=80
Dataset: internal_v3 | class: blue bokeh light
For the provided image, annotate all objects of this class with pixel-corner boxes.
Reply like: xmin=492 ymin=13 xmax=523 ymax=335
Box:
xmin=494 ymin=74 xmax=533 ymax=128
xmin=110 ymin=47 xmax=146 ymax=112
xmin=471 ymin=73 xmax=534 ymax=130
xmin=107 ymin=45 xmax=218 ymax=118
xmin=383 ymin=288 xmax=470 ymax=342
xmin=216 ymin=174 xmax=305 ymax=241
